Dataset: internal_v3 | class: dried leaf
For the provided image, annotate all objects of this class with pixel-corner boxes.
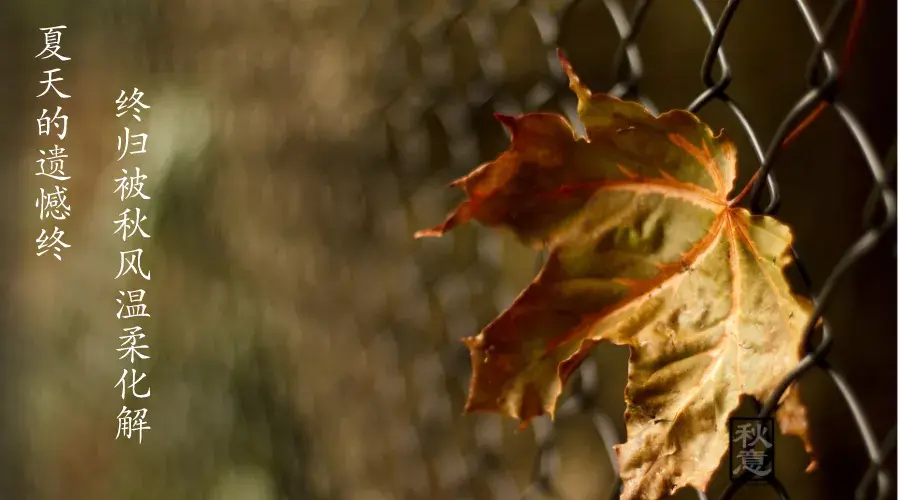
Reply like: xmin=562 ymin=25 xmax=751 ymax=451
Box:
xmin=415 ymin=51 xmax=816 ymax=499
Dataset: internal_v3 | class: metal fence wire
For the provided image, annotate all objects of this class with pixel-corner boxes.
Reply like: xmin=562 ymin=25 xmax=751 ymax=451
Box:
xmin=383 ymin=0 xmax=896 ymax=499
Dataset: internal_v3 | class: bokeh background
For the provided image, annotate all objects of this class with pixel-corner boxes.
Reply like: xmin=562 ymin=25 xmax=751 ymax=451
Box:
xmin=0 ymin=0 xmax=896 ymax=499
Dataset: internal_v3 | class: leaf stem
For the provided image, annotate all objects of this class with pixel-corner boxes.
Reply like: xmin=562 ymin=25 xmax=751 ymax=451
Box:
xmin=729 ymin=0 xmax=867 ymax=208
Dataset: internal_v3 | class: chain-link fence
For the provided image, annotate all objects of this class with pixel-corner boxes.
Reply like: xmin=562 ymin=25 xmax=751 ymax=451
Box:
xmin=0 ymin=1 xmax=895 ymax=500
xmin=386 ymin=0 xmax=897 ymax=498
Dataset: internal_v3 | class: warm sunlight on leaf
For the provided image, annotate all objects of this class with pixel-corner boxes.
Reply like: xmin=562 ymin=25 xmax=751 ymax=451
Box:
xmin=415 ymin=50 xmax=816 ymax=500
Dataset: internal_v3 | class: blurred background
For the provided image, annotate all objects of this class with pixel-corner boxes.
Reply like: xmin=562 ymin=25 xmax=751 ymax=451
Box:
xmin=0 ymin=0 xmax=895 ymax=499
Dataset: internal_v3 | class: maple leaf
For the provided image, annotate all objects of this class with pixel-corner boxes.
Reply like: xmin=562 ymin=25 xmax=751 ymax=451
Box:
xmin=415 ymin=51 xmax=817 ymax=499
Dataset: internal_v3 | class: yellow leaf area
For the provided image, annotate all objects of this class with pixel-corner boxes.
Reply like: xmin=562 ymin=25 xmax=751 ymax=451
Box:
xmin=415 ymin=52 xmax=816 ymax=500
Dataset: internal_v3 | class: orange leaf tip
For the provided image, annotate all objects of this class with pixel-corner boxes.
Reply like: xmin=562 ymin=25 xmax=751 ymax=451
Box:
xmin=555 ymin=47 xmax=569 ymax=67
xmin=413 ymin=228 xmax=441 ymax=239
xmin=493 ymin=113 xmax=517 ymax=131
